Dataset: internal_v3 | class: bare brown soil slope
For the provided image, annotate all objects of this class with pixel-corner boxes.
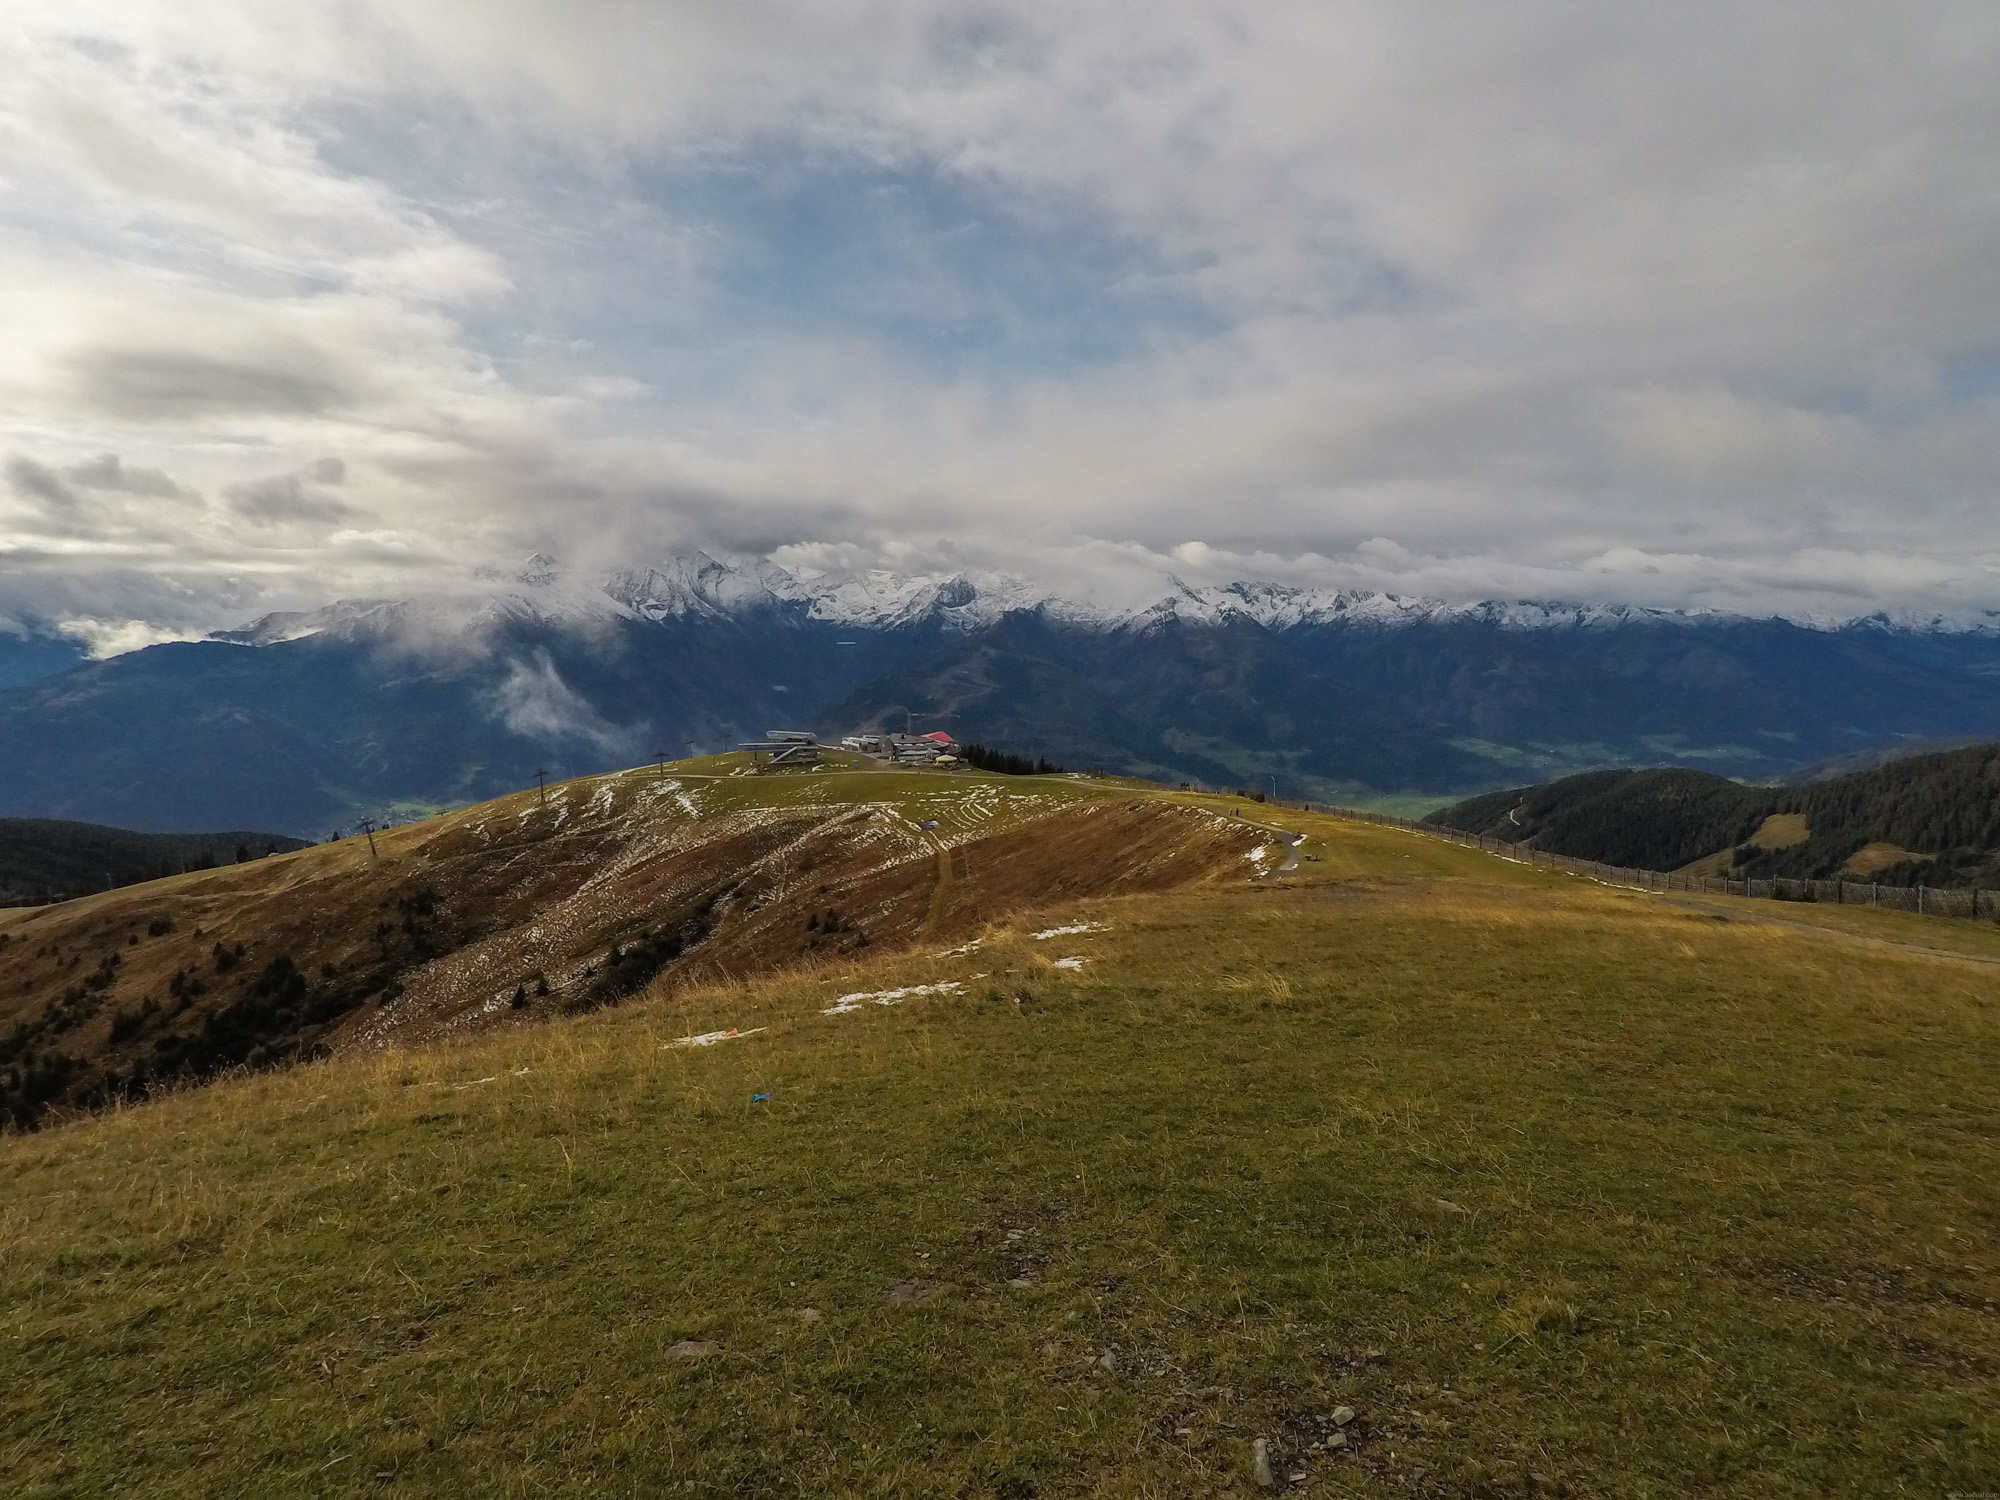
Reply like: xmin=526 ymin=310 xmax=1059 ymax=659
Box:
xmin=0 ymin=762 xmax=1257 ymax=1126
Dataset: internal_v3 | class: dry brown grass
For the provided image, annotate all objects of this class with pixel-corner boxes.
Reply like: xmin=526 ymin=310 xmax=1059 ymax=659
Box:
xmin=1747 ymin=811 xmax=1811 ymax=849
xmin=1842 ymin=840 xmax=1935 ymax=877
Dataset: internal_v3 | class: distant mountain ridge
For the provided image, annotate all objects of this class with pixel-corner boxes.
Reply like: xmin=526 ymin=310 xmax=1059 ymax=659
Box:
xmin=3 ymin=552 xmax=2000 ymax=836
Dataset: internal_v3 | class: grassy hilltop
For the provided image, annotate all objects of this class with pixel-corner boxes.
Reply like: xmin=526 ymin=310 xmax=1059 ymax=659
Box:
xmin=2 ymin=766 xmax=1997 ymax=1496
xmin=0 ymin=755 xmax=1243 ymax=1126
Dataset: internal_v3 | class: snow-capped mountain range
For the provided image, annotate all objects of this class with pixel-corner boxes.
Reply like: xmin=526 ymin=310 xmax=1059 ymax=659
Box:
xmin=10 ymin=549 xmax=2000 ymax=837
xmin=210 ymin=552 xmax=2000 ymax=646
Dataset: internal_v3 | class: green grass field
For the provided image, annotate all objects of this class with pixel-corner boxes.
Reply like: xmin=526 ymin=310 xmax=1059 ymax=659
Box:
xmin=3 ymin=803 xmax=1995 ymax=1496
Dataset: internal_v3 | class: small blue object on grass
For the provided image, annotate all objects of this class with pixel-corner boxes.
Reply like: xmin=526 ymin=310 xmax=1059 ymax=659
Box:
xmin=751 ymin=1092 xmax=770 ymax=1102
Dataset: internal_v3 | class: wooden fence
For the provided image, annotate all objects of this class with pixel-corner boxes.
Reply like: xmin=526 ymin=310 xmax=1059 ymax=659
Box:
xmin=1264 ymin=800 xmax=2000 ymax=924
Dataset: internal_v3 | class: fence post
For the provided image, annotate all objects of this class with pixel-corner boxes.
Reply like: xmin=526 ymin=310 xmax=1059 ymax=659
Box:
xmin=1918 ymin=885 xmax=1926 ymax=917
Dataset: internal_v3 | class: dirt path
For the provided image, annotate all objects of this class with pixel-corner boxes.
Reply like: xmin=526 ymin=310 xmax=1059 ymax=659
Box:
xmin=1204 ymin=809 xmax=1306 ymax=883
xmin=1264 ymin=831 xmax=1304 ymax=881
xmin=1646 ymin=891 xmax=2000 ymax=970
xmin=919 ymin=835 xmax=955 ymax=936
xmin=1291 ymin=802 xmax=2000 ymax=975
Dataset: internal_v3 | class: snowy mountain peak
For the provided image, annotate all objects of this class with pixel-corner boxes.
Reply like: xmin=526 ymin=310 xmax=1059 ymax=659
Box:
xmin=211 ymin=552 xmax=2000 ymax=648
xmin=208 ymin=599 xmax=397 ymax=646
xmin=516 ymin=552 xmax=561 ymax=588
xmin=1843 ymin=606 xmax=2000 ymax=635
xmin=607 ymin=552 xmax=809 ymax=621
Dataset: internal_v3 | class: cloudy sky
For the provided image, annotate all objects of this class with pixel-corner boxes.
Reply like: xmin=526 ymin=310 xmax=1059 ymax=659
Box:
xmin=3 ymin=0 xmax=1999 ymax=645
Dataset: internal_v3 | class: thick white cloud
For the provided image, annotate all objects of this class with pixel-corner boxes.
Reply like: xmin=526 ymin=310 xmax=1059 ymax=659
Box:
xmin=2 ymin=0 xmax=1999 ymax=639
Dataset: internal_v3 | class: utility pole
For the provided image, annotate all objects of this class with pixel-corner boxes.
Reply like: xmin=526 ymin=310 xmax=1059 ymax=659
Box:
xmin=358 ymin=818 xmax=378 ymax=859
xmin=535 ymin=768 xmax=548 ymax=807
xmin=653 ymin=749 xmax=670 ymax=779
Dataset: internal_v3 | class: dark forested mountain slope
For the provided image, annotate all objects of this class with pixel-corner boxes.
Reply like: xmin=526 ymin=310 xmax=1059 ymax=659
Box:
xmin=1429 ymin=742 xmax=2000 ymax=887
xmin=1426 ymin=768 xmax=1772 ymax=871
xmin=0 ymin=819 xmax=308 ymax=905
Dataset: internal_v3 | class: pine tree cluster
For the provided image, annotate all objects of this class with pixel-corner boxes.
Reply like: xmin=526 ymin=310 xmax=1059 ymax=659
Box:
xmin=960 ymin=743 xmax=1063 ymax=777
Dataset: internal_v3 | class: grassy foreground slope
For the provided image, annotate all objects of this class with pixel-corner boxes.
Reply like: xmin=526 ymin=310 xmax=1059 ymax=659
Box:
xmin=4 ymin=805 xmax=1997 ymax=1497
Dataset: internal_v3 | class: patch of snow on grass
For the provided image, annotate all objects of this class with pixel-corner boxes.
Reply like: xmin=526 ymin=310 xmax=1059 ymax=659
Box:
xmin=823 ymin=981 xmax=964 ymax=1015
xmin=936 ymin=938 xmax=983 ymax=957
xmin=1031 ymin=922 xmax=1108 ymax=940
xmin=668 ymin=1027 xmax=769 ymax=1048
xmin=1052 ymin=956 xmax=1085 ymax=970
xmin=420 ymin=1067 xmax=530 ymax=1091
